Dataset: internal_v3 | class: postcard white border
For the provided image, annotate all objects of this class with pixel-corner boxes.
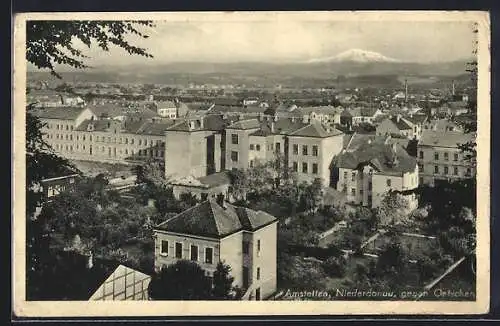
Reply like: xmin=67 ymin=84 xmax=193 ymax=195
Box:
xmin=12 ymin=11 xmax=491 ymax=317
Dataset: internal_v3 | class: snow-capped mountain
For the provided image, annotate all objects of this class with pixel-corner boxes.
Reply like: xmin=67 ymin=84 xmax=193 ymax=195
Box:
xmin=308 ymin=48 xmax=401 ymax=63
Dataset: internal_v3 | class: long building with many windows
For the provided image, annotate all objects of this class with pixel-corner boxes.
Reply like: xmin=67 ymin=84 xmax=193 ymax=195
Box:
xmin=31 ymin=106 xmax=174 ymax=164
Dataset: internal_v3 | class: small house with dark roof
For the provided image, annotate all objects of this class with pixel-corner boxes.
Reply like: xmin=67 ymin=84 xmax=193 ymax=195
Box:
xmin=333 ymin=137 xmax=419 ymax=215
xmin=153 ymin=197 xmax=278 ymax=300
xmin=376 ymin=114 xmax=422 ymax=140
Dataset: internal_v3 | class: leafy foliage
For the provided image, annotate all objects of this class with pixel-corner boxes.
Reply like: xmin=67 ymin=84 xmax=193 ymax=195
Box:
xmin=148 ymin=260 xmax=212 ymax=300
xmin=27 ymin=20 xmax=154 ymax=78
xmin=212 ymin=262 xmax=237 ymax=300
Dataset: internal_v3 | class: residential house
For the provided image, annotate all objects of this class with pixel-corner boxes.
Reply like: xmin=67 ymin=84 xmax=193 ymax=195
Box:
xmin=287 ymin=123 xmax=345 ymax=186
xmin=170 ymin=171 xmax=231 ymax=201
xmin=417 ymin=130 xmax=476 ymax=186
xmin=376 ymin=114 xmax=423 ymax=140
xmin=300 ymin=106 xmax=344 ymax=126
xmin=333 ymin=137 xmax=419 ymax=217
xmin=153 ymin=197 xmax=278 ymax=300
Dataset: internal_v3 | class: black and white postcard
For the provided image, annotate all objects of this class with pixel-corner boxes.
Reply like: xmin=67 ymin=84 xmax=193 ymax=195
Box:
xmin=12 ymin=11 xmax=491 ymax=317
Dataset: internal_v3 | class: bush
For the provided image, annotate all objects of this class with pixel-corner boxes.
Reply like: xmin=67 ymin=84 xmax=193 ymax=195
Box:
xmin=322 ymin=256 xmax=347 ymax=278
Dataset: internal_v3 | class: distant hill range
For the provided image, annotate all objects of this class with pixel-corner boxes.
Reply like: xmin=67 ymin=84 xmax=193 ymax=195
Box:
xmin=27 ymin=49 xmax=473 ymax=85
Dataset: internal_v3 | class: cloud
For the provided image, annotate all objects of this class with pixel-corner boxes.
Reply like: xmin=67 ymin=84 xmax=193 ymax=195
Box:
xmin=39 ymin=20 xmax=476 ymax=67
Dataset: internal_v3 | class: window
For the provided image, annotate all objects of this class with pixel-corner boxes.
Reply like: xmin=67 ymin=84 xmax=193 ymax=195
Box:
xmin=190 ymin=245 xmax=199 ymax=261
xmin=257 ymin=240 xmax=261 ymax=256
xmin=160 ymin=240 xmax=169 ymax=256
xmin=444 ymin=166 xmax=449 ymax=174
xmin=434 ymin=152 xmax=439 ymax=160
xmin=386 ymin=179 xmax=391 ymax=187
xmin=419 ymin=163 xmax=424 ymax=172
xmin=66 ymin=125 xmax=69 ymax=131
xmin=249 ymin=160 xmax=254 ymax=168
xmin=343 ymin=171 xmax=347 ymax=180
xmin=351 ymin=188 xmax=356 ymax=196
xmin=454 ymin=153 xmax=459 ymax=161
xmin=360 ymin=189 xmax=364 ymax=196
xmin=444 ymin=152 xmax=449 ymax=161
xmin=275 ymin=142 xmax=281 ymax=153
xmin=293 ymin=144 xmax=298 ymax=155
xmin=256 ymin=144 xmax=261 ymax=151
xmin=454 ymin=166 xmax=458 ymax=175
xmin=131 ymin=139 xmax=135 ymax=145
xmin=302 ymin=145 xmax=308 ymax=156
xmin=312 ymin=163 xmax=318 ymax=174
xmin=302 ymin=162 xmax=308 ymax=173
xmin=292 ymin=162 xmax=298 ymax=172
xmin=419 ymin=151 xmax=424 ymax=159
xmin=175 ymin=242 xmax=183 ymax=259
xmin=231 ymin=151 xmax=238 ymax=162
xmin=139 ymin=139 xmax=142 ymax=146
xmin=83 ymin=135 xmax=86 ymax=141
xmin=231 ymin=134 xmax=239 ymax=144
xmin=466 ymin=168 xmax=471 ymax=176
xmin=351 ymin=172 xmax=356 ymax=182
xmin=125 ymin=138 xmax=128 ymax=144
xmin=250 ymin=144 xmax=255 ymax=150
xmin=434 ymin=165 xmax=439 ymax=174
xmin=243 ymin=241 xmax=250 ymax=255
xmin=205 ymin=247 xmax=214 ymax=264
xmin=256 ymin=267 xmax=261 ymax=280
xmin=312 ymin=145 xmax=318 ymax=156
xmin=70 ymin=134 xmax=73 ymax=141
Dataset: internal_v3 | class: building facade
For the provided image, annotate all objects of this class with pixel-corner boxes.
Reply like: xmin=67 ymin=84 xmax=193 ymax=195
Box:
xmin=417 ymin=130 xmax=475 ymax=186
xmin=33 ymin=106 xmax=172 ymax=164
xmin=153 ymin=198 xmax=278 ymax=300
xmin=334 ymin=138 xmax=419 ymax=214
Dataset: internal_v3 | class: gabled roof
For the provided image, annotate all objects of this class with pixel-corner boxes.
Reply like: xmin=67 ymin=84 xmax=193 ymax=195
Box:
xmin=289 ymin=123 xmax=344 ymax=138
xmin=407 ymin=114 xmax=428 ymax=125
xmin=388 ymin=116 xmax=413 ymax=130
xmin=155 ymin=198 xmax=277 ymax=239
xmin=334 ymin=139 xmax=417 ymax=175
xmin=31 ymin=106 xmax=89 ymax=120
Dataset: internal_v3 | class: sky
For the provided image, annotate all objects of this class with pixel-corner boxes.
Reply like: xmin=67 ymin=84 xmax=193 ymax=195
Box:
xmin=29 ymin=19 xmax=477 ymax=69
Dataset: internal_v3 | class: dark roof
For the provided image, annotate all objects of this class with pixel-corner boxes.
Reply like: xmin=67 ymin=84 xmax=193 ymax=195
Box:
xmin=334 ymin=139 xmax=417 ymax=175
xmin=31 ymin=106 xmax=89 ymax=120
xmin=407 ymin=114 xmax=428 ymax=124
xmin=155 ymin=198 xmax=277 ymax=238
xmin=389 ymin=116 xmax=413 ymax=130
xmin=197 ymin=171 xmax=232 ymax=187
xmin=166 ymin=114 xmax=236 ymax=132
xmin=249 ymin=118 xmax=307 ymax=136
xmin=289 ymin=123 xmax=344 ymax=138
xmin=420 ymin=130 xmax=475 ymax=148
xmin=75 ymin=119 xmax=110 ymax=132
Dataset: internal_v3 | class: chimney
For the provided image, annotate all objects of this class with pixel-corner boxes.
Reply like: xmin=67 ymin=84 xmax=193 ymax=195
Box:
xmin=86 ymin=251 xmax=94 ymax=269
xmin=404 ymin=78 xmax=408 ymax=103
xmin=216 ymin=193 xmax=225 ymax=208
xmin=271 ymin=122 xmax=275 ymax=133
xmin=452 ymin=80 xmax=456 ymax=96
